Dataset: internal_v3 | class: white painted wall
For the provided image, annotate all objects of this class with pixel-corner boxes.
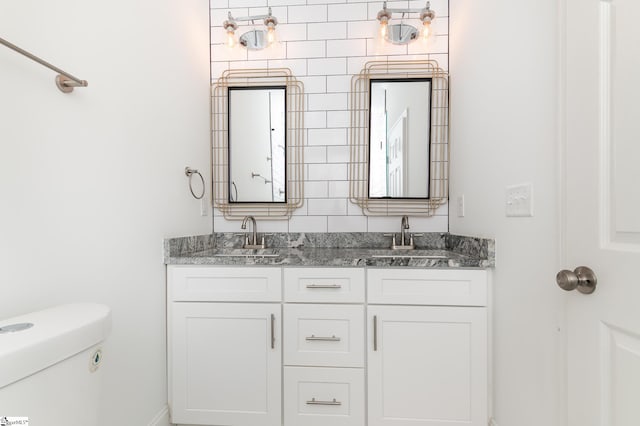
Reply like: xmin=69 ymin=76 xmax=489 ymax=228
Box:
xmin=211 ymin=0 xmax=450 ymax=233
xmin=0 ymin=0 xmax=211 ymax=424
xmin=449 ymin=1 xmax=565 ymax=425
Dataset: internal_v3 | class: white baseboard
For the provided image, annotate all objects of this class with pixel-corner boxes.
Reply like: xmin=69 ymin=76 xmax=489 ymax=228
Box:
xmin=489 ymin=418 xmax=499 ymax=426
xmin=148 ymin=405 xmax=171 ymax=426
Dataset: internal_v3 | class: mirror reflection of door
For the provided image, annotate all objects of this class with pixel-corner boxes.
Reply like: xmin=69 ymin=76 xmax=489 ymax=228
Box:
xmin=369 ymin=79 xmax=432 ymax=199
xmin=387 ymin=110 xmax=408 ymax=197
xmin=228 ymin=86 xmax=286 ymax=203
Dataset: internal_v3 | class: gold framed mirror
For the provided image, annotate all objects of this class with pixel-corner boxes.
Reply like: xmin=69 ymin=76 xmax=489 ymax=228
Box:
xmin=349 ymin=60 xmax=449 ymax=216
xmin=212 ymin=68 xmax=304 ymax=219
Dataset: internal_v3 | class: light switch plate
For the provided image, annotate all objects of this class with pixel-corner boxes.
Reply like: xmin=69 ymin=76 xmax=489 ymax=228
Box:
xmin=506 ymin=183 xmax=533 ymax=217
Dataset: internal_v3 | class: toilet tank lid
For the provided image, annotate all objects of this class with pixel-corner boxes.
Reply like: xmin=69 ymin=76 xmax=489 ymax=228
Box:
xmin=0 ymin=303 xmax=112 ymax=389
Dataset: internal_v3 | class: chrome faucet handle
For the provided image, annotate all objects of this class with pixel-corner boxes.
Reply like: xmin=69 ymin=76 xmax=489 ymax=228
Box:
xmin=383 ymin=233 xmax=397 ymax=247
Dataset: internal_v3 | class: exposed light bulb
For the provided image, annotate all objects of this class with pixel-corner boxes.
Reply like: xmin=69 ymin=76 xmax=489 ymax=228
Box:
xmin=380 ymin=20 xmax=388 ymax=38
xmin=267 ymin=26 xmax=276 ymax=44
xmin=227 ymin=30 xmax=235 ymax=48
xmin=422 ymin=21 xmax=431 ymax=41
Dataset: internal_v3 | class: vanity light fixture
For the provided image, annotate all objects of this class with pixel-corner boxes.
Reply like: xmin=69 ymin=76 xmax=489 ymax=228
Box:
xmin=223 ymin=8 xmax=279 ymax=51
xmin=376 ymin=1 xmax=436 ymax=45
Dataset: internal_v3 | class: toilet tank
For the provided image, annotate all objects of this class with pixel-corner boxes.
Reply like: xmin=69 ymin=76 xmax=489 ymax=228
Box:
xmin=0 ymin=303 xmax=111 ymax=426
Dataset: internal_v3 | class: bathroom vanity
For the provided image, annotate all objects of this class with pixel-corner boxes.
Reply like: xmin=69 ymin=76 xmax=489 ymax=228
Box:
xmin=165 ymin=233 xmax=494 ymax=426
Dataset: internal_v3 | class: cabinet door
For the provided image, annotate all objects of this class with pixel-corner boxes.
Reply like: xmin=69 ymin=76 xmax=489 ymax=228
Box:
xmin=170 ymin=303 xmax=281 ymax=426
xmin=367 ymin=306 xmax=487 ymax=426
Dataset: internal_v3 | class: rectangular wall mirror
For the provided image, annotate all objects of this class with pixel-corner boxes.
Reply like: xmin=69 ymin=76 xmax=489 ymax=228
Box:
xmin=212 ymin=68 xmax=304 ymax=219
xmin=349 ymin=60 xmax=449 ymax=216
xmin=229 ymin=86 xmax=286 ymax=203
xmin=369 ymin=78 xmax=432 ymax=199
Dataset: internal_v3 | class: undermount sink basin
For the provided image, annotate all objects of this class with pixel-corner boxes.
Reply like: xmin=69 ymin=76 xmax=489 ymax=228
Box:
xmin=354 ymin=248 xmax=448 ymax=259
xmin=210 ymin=248 xmax=280 ymax=258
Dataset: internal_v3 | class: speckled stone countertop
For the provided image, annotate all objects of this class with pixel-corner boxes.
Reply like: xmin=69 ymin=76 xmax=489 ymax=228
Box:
xmin=164 ymin=233 xmax=495 ymax=268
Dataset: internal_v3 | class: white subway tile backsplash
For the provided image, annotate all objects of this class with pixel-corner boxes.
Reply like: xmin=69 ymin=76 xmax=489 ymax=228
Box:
xmin=231 ymin=0 xmax=267 ymax=7
xmin=308 ymin=128 xmax=347 ymax=146
xmin=305 ymin=181 xmax=329 ymax=198
xmin=328 ymin=215 xmax=368 ymax=232
xmin=326 ymin=75 xmax=352 ymax=93
xmin=211 ymin=9 xmax=250 ymax=27
xmin=298 ymin=76 xmax=327 ymax=93
xmin=248 ymin=42 xmax=286 ymax=60
xmin=307 ymin=57 xmax=347 ymax=75
xmin=248 ymin=6 xmax=288 ymax=23
xmin=327 ymin=39 xmax=367 ymax=57
xmin=213 ymin=0 xmax=449 ymax=233
xmin=304 ymin=111 xmax=327 ymax=128
xmin=266 ymin=0 xmax=305 ymax=5
xmin=327 ymin=110 xmax=350 ymax=128
xmin=308 ymin=93 xmax=348 ymax=111
xmin=277 ymin=23 xmax=308 ymax=41
xmin=366 ymin=38 xmax=409 ymax=56
xmin=308 ymin=22 xmax=347 ymax=40
xmin=288 ymin=5 xmax=328 ymax=23
xmin=308 ymin=163 xmax=347 ymax=181
xmin=289 ymin=215 xmax=327 ymax=232
xmin=287 ymin=40 xmax=326 ymax=59
xmin=347 ymin=21 xmax=378 ymax=39
xmin=328 ymin=181 xmax=349 ymax=198
xmin=211 ymin=44 xmax=248 ymax=62
xmin=348 ymin=56 xmax=376 ymax=74
xmin=328 ymin=3 xmax=368 ymax=22
xmin=307 ymin=198 xmax=347 ymax=215
xmin=304 ymin=146 xmax=328 ymax=163
xmin=228 ymin=60 xmax=268 ymax=70
xmin=267 ymin=58 xmax=307 ymax=75
xmin=327 ymin=145 xmax=350 ymax=162
xmin=308 ymin=0 xmax=348 ymax=4
xmin=407 ymin=34 xmax=449 ymax=55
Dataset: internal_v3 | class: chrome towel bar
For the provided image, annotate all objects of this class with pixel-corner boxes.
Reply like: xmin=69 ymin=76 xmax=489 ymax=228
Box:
xmin=0 ymin=36 xmax=88 ymax=93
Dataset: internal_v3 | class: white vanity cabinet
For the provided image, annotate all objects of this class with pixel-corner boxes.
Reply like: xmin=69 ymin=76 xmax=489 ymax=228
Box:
xmin=283 ymin=267 xmax=366 ymax=426
xmin=367 ymin=269 xmax=489 ymax=426
xmin=168 ymin=266 xmax=282 ymax=426
xmin=168 ymin=265 xmax=489 ymax=426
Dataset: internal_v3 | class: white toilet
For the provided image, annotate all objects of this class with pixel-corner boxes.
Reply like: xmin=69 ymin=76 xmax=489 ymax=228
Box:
xmin=0 ymin=303 xmax=111 ymax=425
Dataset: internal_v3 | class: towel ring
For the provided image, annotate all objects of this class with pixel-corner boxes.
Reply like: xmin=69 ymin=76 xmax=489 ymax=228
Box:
xmin=185 ymin=167 xmax=205 ymax=200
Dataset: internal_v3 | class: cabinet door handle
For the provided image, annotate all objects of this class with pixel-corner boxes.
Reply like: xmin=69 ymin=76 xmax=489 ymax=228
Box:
xmin=306 ymin=284 xmax=342 ymax=289
xmin=373 ymin=315 xmax=378 ymax=351
xmin=270 ymin=314 xmax=276 ymax=349
xmin=305 ymin=335 xmax=341 ymax=342
xmin=306 ymin=398 xmax=342 ymax=406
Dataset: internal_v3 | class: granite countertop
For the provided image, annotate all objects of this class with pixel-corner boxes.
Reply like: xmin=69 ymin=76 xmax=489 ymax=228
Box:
xmin=164 ymin=233 xmax=495 ymax=269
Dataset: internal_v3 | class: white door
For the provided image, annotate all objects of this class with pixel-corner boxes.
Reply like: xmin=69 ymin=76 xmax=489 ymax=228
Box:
xmin=170 ymin=303 xmax=281 ymax=426
xmin=563 ymin=1 xmax=640 ymax=425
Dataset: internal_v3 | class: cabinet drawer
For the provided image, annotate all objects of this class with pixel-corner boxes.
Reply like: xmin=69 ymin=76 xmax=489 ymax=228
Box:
xmin=284 ymin=304 xmax=364 ymax=367
xmin=367 ymin=269 xmax=488 ymax=306
xmin=169 ymin=266 xmax=282 ymax=302
xmin=284 ymin=268 xmax=364 ymax=303
xmin=284 ymin=366 xmax=364 ymax=426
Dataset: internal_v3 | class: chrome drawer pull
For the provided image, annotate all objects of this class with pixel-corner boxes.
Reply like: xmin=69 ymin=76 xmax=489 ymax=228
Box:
xmin=270 ymin=314 xmax=276 ymax=349
xmin=305 ymin=334 xmax=341 ymax=342
xmin=306 ymin=398 xmax=342 ymax=406
xmin=306 ymin=284 xmax=342 ymax=289
xmin=373 ymin=315 xmax=378 ymax=351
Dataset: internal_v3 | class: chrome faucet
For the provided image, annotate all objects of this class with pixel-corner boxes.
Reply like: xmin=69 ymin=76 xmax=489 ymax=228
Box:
xmin=400 ymin=215 xmax=410 ymax=246
xmin=384 ymin=215 xmax=423 ymax=250
xmin=241 ymin=216 xmax=266 ymax=249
